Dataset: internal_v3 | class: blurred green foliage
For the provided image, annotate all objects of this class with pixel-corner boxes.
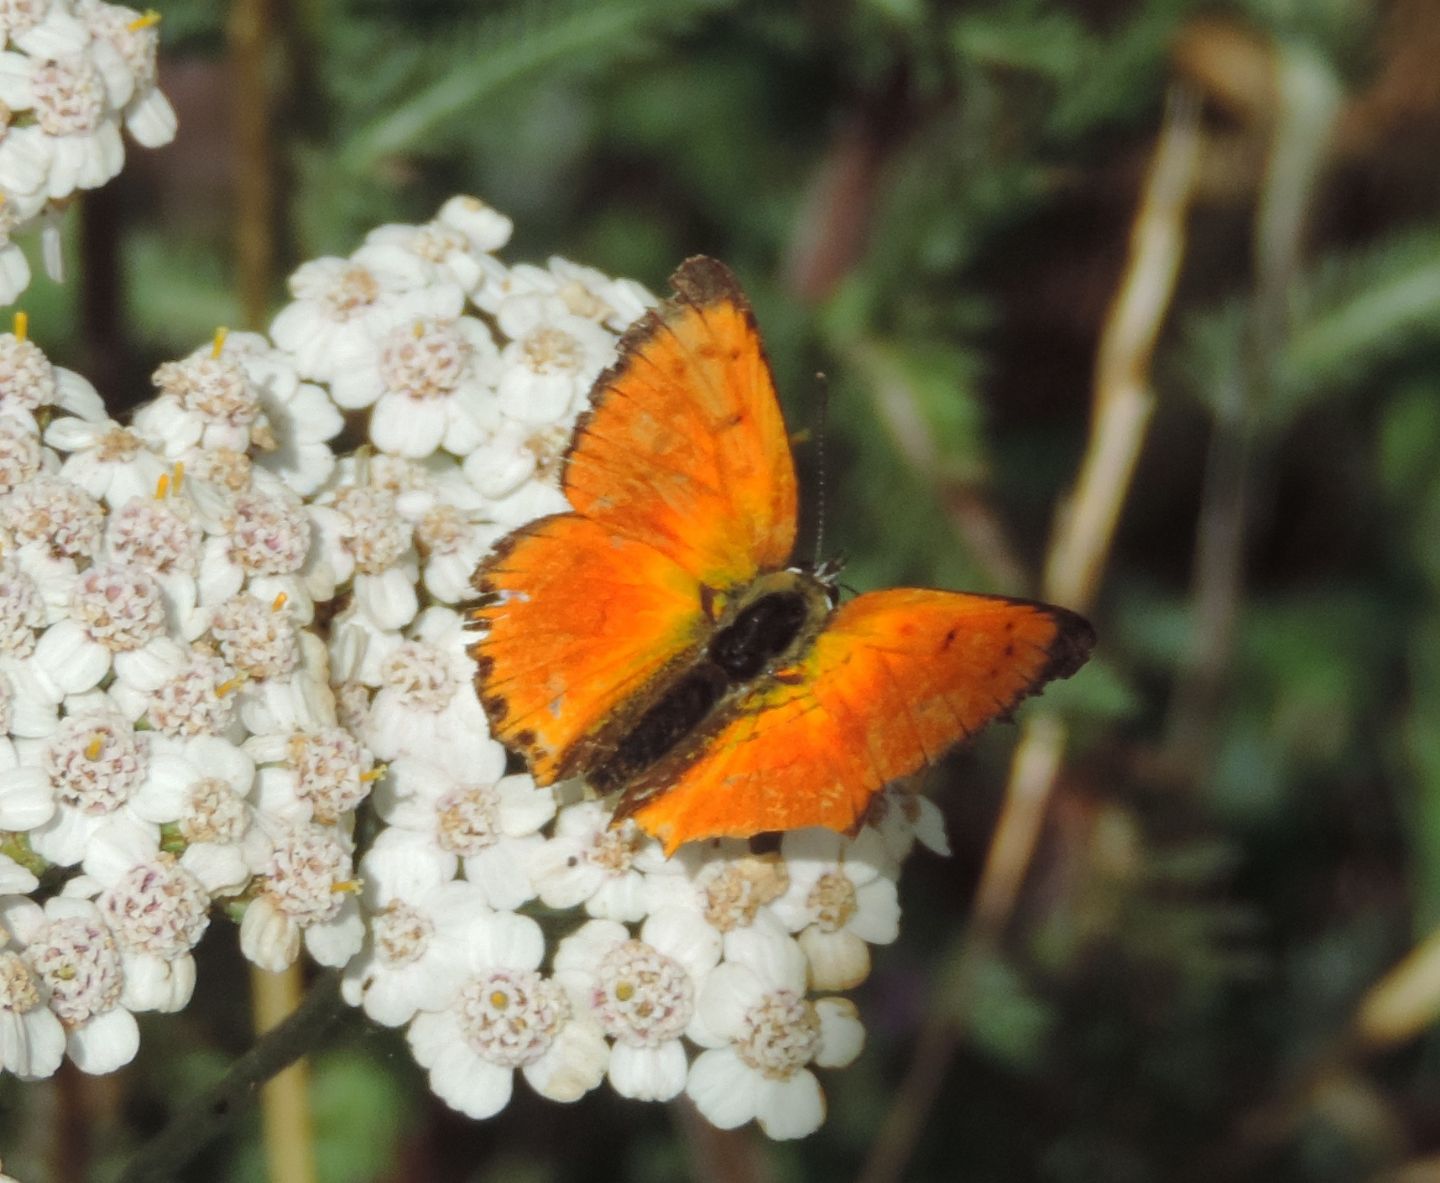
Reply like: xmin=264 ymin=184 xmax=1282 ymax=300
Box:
xmin=6 ymin=0 xmax=1440 ymax=1179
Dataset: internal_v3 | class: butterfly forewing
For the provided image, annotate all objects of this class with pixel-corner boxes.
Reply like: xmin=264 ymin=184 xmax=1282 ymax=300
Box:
xmin=562 ymin=258 xmax=798 ymax=594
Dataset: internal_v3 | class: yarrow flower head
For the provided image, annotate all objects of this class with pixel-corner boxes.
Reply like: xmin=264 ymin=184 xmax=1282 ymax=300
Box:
xmin=0 ymin=1 xmax=176 ymax=303
xmin=0 ymin=196 xmax=951 ymax=1147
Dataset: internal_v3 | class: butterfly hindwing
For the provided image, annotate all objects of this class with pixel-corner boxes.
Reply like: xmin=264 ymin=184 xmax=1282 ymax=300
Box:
xmin=613 ymin=589 xmax=1095 ymax=854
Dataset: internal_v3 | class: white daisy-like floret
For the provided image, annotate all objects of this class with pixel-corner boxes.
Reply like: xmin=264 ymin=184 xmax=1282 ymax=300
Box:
xmin=22 ymin=708 xmax=156 ymax=868
xmin=459 ymin=422 xmax=570 ymax=528
xmin=0 ymin=330 xmax=104 ymax=423
xmin=528 ymin=801 xmax=682 ymax=923
xmin=305 ymin=482 xmax=417 ymax=629
xmin=248 ymin=725 xmax=377 ymax=827
xmin=770 ymin=828 xmax=900 ymax=991
xmin=395 ymin=466 xmax=506 ymax=605
xmin=30 ymin=560 xmax=174 ymax=697
xmin=75 ymin=1 xmax=177 ymax=148
xmin=45 ymin=415 xmax=168 ymax=508
xmin=360 ymin=315 xmax=498 ymax=459
xmin=406 ymin=909 xmax=608 ymax=1118
xmin=196 ymin=484 xmax=315 ymax=625
xmin=79 ymin=815 xmax=207 ymax=1013
xmin=1 ymin=894 xmax=140 ymax=1074
xmin=269 ymin=245 xmax=463 ymax=383
xmin=363 ymin=198 xmax=512 ymax=294
xmin=0 ymin=940 xmax=65 ymax=1080
xmin=658 ymin=842 xmax=791 ymax=936
xmin=554 ymin=908 xmax=722 ymax=1101
xmin=239 ymin=822 xmax=363 ymax=972
xmin=0 ymin=41 xmax=132 ymax=199
xmin=545 ymin=256 xmax=653 ymax=332
xmin=211 ymin=331 xmax=342 ymax=496
xmin=373 ymin=754 xmax=552 ymax=910
xmin=493 ymin=292 xmax=619 ymax=426
xmin=361 ymin=606 xmax=493 ymax=765
xmin=0 ymin=472 xmax=103 ymax=560
xmin=339 ymin=849 xmax=488 ymax=1027
xmin=132 ymin=733 xmax=266 ymax=893
xmin=686 ymin=927 xmax=865 ymax=1140
xmin=137 ymin=348 xmax=264 ymax=457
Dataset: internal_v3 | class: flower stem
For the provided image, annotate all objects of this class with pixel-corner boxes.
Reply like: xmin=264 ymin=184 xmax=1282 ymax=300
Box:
xmin=116 ymin=972 xmax=343 ymax=1183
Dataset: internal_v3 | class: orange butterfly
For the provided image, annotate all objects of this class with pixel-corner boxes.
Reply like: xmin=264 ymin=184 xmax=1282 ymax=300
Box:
xmin=467 ymin=258 xmax=1094 ymax=856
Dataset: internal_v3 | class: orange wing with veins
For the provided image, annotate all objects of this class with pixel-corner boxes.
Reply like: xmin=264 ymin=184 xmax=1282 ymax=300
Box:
xmin=614 ymin=589 xmax=1095 ymax=855
xmin=469 ymin=258 xmax=797 ymax=783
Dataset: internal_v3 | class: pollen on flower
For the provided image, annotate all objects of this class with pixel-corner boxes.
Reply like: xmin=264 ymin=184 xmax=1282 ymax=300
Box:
xmin=735 ymin=989 xmax=822 ymax=1080
xmin=378 ymin=316 xmax=468 ymax=401
xmin=303 ymin=262 xmax=381 ymax=320
xmin=153 ymin=355 xmax=259 ymax=428
xmin=94 ymin=424 xmax=145 ymax=465
xmin=184 ymin=446 xmax=250 ymax=491
xmin=32 ymin=55 xmax=106 ymax=137
xmin=1 ymin=475 xmax=104 ymax=558
xmin=457 ymin=969 xmax=568 ymax=1067
xmin=178 ymin=776 xmax=249 ymax=844
xmin=414 ymin=503 xmax=467 ymax=557
xmin=28 ymin=915 xmax=125 ymax=1026
xmin=147 ymin=651 xmax=238 ymax=737
xmin=99 ymin=857 xmax=210 ymax=958
xmin=70 ymin=563 xmax=168 ymax=651
xmin=806 ymin=871 xmax=859 ymax=934
xmin=227 ymin=489 xmax=311 ymax=576
xmin=435 ymin=783 xmax=501 ymax=856
xmin=373 ymin=899 xmax=433 ymax=968
xmin=289 ymin=728 xmax=374 ymax=823
xmin=332 ymin=485 xmax=410 ymax=575
xmin=108 ymin=498 xmax=202 ymax=576
xmin=699 ymin=854 xmax=790 ymax=933
xmin=379 ymin=640 xmax=458 ymax=712
xmin=593 ymin=939 xmax=692 ymax=1047
xmin=44 ymin=716 xmax=149 ymax=815
xmin=587 ymin=819 xmax=647 ymax=876
xmin=259 ymin=827 xmax=353 ymax=926
xmin=0 ymin=950 xmax=42 ymax=1014
xmin=520 ymin=327 xmax=584 ymax=376
xmin=210 ymin=594 xmax=299 ymax=680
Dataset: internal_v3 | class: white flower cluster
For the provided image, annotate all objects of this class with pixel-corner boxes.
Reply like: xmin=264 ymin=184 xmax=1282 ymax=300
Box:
xmin=0 ymin=197 xmax=949 ymax=1140
xmin=0 ymin=0 xmax=176 ymax=304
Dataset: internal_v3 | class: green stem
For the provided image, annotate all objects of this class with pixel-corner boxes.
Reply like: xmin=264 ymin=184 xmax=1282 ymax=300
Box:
xmin=115 ymin=972 xmax=345 ymax=1183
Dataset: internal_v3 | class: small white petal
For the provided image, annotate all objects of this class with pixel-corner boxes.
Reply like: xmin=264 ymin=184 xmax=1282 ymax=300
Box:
xmin=66 ymin=1007 xmax=140 ymax=1075
xmin=814 ymin=996 xmax=865 ymax=1069
xmin=755 ymin=1070 xmax=826 ymax=1140
xmin=686 ymin=1047 xmax=760 ymax=1129
xmin=608 ymin=1039 xmax=687 ymax=1102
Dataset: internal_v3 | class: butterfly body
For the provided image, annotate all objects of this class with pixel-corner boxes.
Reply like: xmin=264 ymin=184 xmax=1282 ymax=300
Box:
xmin=468 ymin=258 xmax=1094 ymax=855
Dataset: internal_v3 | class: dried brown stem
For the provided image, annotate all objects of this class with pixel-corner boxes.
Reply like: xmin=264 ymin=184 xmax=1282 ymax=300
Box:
xmin=856 ymin=91 xmax=1202 ymax=1183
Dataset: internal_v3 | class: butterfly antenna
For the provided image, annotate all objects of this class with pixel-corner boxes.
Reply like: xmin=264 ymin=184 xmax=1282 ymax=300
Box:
xmin=812 ymin=370 xmax=830 ymax=569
